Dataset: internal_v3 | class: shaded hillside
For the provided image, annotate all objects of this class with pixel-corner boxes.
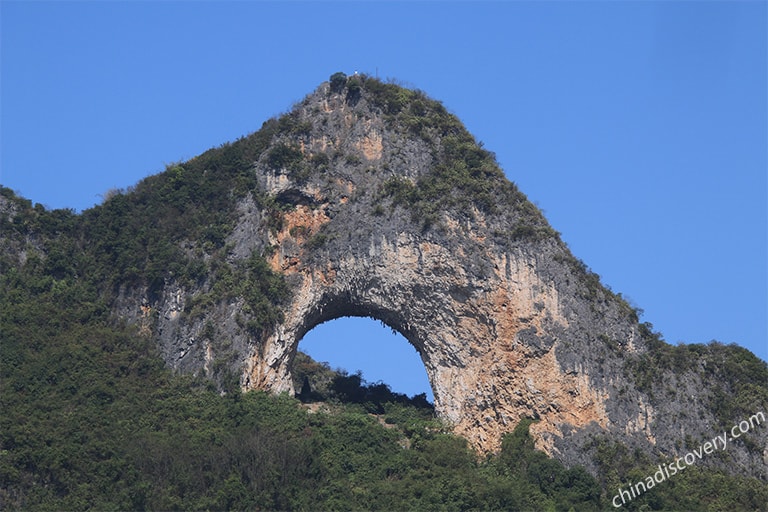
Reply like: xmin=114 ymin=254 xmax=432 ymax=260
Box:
xmin=0 ymin=268 xmax=765 ymax=510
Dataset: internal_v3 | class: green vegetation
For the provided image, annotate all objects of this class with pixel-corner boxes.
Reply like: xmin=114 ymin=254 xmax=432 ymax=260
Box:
xmin=340 ymin=75 xmax=556 ymax=238
xmin=3 ymin=232 xmax=608 ymax=509
xmin=2 ymin=76 xmax=767 ymax=510
xmin=329 ymin=71 xmax=347 ymax=93
xmin=585 ymin=434 xmax=768 ymax=512
xmin=267 ymin=142 xmax=312 ymax=182
xmin=2 ymin=232 xmax=765 ymax=510
xmin=366 ymin=80 xmax=511 ymax=214
xmin=628 ymin=334 xmax=768 ymax=429
xmin=0 ymin=254 xmax=603 ymax=511
xmin=4 ymin=278 xmax=764 ymax=512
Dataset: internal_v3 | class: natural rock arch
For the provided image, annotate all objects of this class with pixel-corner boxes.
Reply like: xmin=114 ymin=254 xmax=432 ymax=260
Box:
xmin=206 ymin=80 xmax=649 ymax=451
xmin=220 ymin=80 xmax=655 ymax=455
xmin=243 ymin=216 xmax=632 ymax=454
xmin=134 ymin=78 xmax=768 ymax=477
xmin=246 ymin=230 xmax=484 ymax=422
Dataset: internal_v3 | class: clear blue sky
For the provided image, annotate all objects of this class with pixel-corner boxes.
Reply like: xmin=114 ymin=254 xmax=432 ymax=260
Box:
xmin=2 ymin=1 xmax=766 ymax=400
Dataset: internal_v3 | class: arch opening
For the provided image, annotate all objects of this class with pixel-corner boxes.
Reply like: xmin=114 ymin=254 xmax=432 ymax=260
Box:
xmin=293 ymin=316 xmax=434 ymax=404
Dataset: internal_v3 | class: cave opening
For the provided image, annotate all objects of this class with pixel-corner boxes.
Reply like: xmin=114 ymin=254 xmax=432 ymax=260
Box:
xmin=294 ymin=316 xmax=434 ymax=404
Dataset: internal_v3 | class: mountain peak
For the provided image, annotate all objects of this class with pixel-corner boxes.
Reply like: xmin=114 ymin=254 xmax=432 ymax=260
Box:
xmin=252 ymin=73 xmax=554 ymax=241
xmin=3 ymin=74 xmax=765 ymax=480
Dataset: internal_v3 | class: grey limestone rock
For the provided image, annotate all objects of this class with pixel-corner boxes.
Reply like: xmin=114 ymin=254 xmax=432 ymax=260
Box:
xmin=112 ymin=76 xmax=767 ymax=479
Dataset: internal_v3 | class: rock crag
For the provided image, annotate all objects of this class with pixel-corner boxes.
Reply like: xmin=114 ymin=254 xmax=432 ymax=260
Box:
xmin=106 ymin=75 xmax=767 ymax=477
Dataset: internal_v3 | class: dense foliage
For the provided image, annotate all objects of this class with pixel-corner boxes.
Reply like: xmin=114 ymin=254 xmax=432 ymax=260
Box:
xmin=338 ymin=75 xmax=557 ymax=239
xmin=628 ymin=328 xmax=768 ymax=439
xmin=1 ymin=233 xmax=607 ymax=510
xmin=2 ymin=222 xmax=766 ymax=510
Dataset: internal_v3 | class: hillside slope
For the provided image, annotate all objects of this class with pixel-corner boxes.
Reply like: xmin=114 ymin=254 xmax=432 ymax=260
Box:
xmin=1 ymin=74 xmax=766 ymax=506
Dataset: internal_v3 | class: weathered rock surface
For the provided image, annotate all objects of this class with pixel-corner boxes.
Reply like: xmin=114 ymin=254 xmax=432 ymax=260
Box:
xmin=107 ymin=76 xmax=766 ymax=478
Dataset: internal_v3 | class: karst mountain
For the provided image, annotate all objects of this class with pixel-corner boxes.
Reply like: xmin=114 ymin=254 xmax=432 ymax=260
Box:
xmin=2 ymin=73 xmax=766 ymax=510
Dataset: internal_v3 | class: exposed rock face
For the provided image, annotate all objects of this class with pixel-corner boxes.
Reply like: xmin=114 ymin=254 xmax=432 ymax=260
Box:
xmin=114 ymin=77 xmax=767 ymax=477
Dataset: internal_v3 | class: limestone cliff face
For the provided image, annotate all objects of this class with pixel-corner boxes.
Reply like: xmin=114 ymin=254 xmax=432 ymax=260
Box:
xmin=113 ymin=76 xmax=767 ymax=477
